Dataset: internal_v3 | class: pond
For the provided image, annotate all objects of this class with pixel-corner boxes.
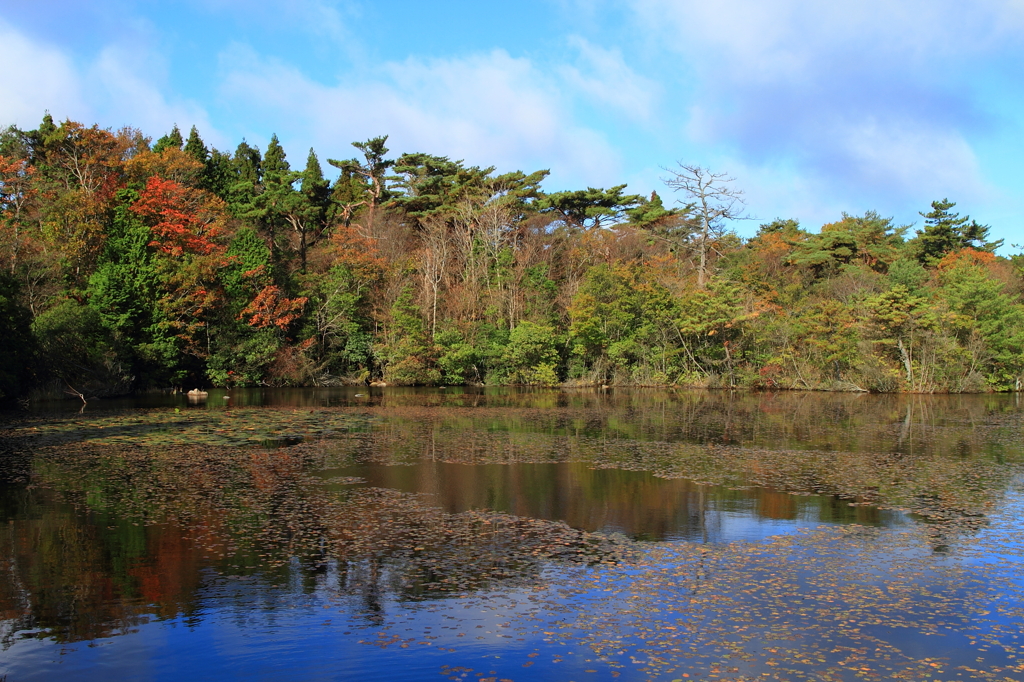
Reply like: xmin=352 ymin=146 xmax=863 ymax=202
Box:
xmin=1 ymin=387 xmax=1022 ymax=681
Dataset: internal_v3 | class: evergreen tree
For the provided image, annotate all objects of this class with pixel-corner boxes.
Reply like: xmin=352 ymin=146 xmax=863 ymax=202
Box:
xmin=202 ymin=148 xmax=234 ymax=199
xmin=628 ymin=190 xmax=692 ymax=253
xmin=152 ymin=125 xmax=184 ymax=154
xmin=233 ymin=140 xmax=262 ymax=185
xmin=183 ymin=126 xmax=209 ymax=164
xmin=789 ymin=212 xmax=906 ymax=277
xmin=226 ymin=140 xmax=263 ymax=218
xmin=279 ymin=148 xmax=330 ymax=272
xmin=0 ymin=273 xmax=36 ymax=399
xmin=85 ymin=188 xmax=189 ymax=387
xmin=252 ymin=134 xmax=292 ymax=265
xmin=914 ymin=199 xmax=1002 ymax=264
xmin=537 ymin=185 xmax=642 ymax=231
xmin=263 ymin=134 xmax=290 ymax=177
xmin=328 ymin=136 xmax=395 ymax=223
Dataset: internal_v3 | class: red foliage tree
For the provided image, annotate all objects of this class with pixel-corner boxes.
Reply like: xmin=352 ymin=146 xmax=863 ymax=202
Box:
xmin=131 ymin=175 xmax=225 ymax=257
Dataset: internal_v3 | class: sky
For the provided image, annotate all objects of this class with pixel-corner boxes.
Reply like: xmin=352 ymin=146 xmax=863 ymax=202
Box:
xmin=3 ymin=0 xmax=1023 ymax=249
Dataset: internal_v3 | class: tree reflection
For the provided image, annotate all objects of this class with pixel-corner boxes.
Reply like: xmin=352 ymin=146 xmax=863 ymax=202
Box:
xmin=0 ymin=389 xmax=1020 ymax=648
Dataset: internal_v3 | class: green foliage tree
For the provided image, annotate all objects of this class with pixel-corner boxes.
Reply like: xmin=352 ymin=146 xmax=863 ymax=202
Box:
xmin=283 ymin=149 xmax=331 ymax=272
xmin=789 ymin=212 xmax=907 ymax=278
xmin=569 ymin=265 xmax=680 ymax=384
xmin=0 ymin=273 xmax=35 ymax=399
xmin=938 ymin=259 xmax=1024 ymax=389
xmin=913 ymin=199 xmax=1002 ymax=265
xmin=152 ymin=125 xmax=183 ymax=154
xmin=32 ymin=299 xmax=131 ymax=396
xmin=537 ymin=185 xmax=641 ymax=231
xmin=867 ymin=285 xmax=937 ymax=390
xmin=378 ymin=284 xmax=439 ymax=385
xmin=207 ymin=226 xmax=279 ymax=386
xmin=183 ymin=126 xmax=209 ymax=164
xmin=87 ymin=188 xmax=172 ymax=386
xmin=674 ymin=280 xmax=746 ymax=385
xmin=497 ymin=321 xmax=559 ymax=385
xmin=328 ymin=135 xmax=395 ymax=225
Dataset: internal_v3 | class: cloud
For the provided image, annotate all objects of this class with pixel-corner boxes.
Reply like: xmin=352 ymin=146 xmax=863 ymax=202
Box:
xmin=628 ymin=0 xmax=1015 ymax=204
xmin=216 ymin=46 xmax=622 ymax=187
xmin=558 ymin=36 xmax=660 ymax=122
xmin=0 ymin=19 xmax=221 ymax=147
xmin=87 ymin=46 xmax=220 ymax=144
xmin=0 ymin=20 xmax=87 ymax=128
xmin=187 ymin=0 xmax=355 ymax=46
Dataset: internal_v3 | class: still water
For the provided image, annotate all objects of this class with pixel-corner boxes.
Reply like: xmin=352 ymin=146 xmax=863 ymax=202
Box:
xmin=1 ymin=388 xmax=1022 ymax=680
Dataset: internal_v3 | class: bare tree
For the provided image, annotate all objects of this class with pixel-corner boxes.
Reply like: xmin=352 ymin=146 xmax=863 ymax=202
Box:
xmin=662 ymin=164 xmax=747 ymax=288
xmin=420 ymin=214 xmax=451 ymax=340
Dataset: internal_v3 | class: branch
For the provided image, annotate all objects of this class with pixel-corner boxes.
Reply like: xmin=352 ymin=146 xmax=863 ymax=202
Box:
xmin=63 ymin=380 xmax=87 ymax=405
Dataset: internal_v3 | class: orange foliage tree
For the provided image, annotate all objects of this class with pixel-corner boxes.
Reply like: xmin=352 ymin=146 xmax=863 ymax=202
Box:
xmin=130 ymin=175 xmax=230 ymax=357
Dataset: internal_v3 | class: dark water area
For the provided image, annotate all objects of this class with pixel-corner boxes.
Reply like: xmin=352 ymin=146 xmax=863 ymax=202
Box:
xmin=1 ymin=388 xmax=1023 ymax=680
xmin=322 ymin=461 xmax=906 ymax=542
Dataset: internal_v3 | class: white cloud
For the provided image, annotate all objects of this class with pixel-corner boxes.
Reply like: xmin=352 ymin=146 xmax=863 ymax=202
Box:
xmin=558 ymin=36 xmax=660 ymax=122
xmin=189 ymin=0 xmax=353 ymax=43
xmin=0 ymin=20 xmax=87 ymax=128
xmin=216 ymin=46 xmax=622 ymax=187
xmin=88 ymin=46 xmax=220 ymax=144
xmin=0 ymin=20 xmax=221 ymax=147
xmin=627 ymin=0 xmax=1014 ymax=203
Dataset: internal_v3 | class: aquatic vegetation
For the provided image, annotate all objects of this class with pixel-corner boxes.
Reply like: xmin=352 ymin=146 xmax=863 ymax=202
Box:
xmin=0 ymin=390 xmax=1022 ymax=680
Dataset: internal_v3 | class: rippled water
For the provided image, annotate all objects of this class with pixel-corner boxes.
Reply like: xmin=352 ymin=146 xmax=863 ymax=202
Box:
xmin=1 ymin=387 xmax=1022 ymax=680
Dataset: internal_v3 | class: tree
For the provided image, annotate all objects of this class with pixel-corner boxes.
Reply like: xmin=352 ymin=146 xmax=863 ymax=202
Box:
xmin=183 ymin=126 xmax=209 ymax=165
xmin=281 ymin=149 xmax=331 ymax=273
xmin=419 ymin=212 xmax=451 ymax=340
xmin=537 ymin=185 xmax=641 ymax=231
xmin=662 ymin=164 xmax=747 ymax=288
xmin=938 ymin=256 xmax=1024 ymax=389
xmin=913 ymin=199 xmax=1002 ymax=265
xmin=788 ymin=211 xmax=907 ymax=278
xmin=152 ymin=125 xmax=184 ymax=154
xmin=626 ymin=190 xmax=686 ymax=230
xmin=627 ymin=190 xmax=693 ymax=260
xmin=498 ymin=321 xmax=560 ymax=385
xmin=568 ymin=264 xmax=680 ymax=383
xmin=130 ymin=175 xmax=229 ymax=362
xmin=226 ymin=140 xmax=263 ymax=219
xmin=867 ymin=285 xmax=937 ymax=390
xmin=87 ymin=188 xmax=166 ymax=386
xmin=0 ymin=155 xmax=38 ymax=276
xmin=299 ymin=224 xmax=383 ymax=382
xmin=390 ymin=153 xmax=471 ymax=219
xmin=328 ymin=135 xmax=395 ymax=227
xmin=28 ymin=120 xmax=139 ymax=291
xmin=0 ymin=273 xmax=35 ymax=399
xmin=249 ymin=134 xmax=291 ymax=263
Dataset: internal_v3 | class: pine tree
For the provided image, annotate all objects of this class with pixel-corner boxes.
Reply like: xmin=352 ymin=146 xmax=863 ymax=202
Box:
xmin=183 ymin=126 xmax=209 ymax=164
xmin=914 ymin=199 xmax=1002 ymax=264
xmin=152 ymin=125 xmax=184 ymax=154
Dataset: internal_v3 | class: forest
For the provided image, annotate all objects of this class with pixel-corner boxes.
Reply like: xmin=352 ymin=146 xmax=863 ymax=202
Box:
xmin=0 ymin=115 xmax=1021 ymax=400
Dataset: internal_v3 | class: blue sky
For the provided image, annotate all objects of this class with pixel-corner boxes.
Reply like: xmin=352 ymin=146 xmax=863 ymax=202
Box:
xmin=3 ymin=1 xmax=1023 ymax=249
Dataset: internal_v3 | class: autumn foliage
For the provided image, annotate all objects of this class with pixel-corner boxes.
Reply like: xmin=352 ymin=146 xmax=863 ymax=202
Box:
xmin=131 ymin=175 xmax=225 ymax=257
xmin=1 ymin=115 xmax=1022 ymax=395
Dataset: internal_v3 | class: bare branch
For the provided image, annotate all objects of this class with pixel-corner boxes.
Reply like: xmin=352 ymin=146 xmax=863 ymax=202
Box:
xmin=661 ymin=163 xmax=748 ymax=287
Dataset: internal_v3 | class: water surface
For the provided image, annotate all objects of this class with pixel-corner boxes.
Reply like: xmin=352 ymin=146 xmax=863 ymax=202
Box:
xmin=1 ymin=388 xmax=1022 ymax=680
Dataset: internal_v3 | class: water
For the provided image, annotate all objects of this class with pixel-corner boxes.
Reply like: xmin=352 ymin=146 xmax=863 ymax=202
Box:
xmin=1 ymin=388 xmax=1022 ymax=680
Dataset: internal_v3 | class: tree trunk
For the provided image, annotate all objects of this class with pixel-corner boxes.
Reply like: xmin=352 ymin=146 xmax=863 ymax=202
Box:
xmin=897 ymin=338 xmax=913 ymax=386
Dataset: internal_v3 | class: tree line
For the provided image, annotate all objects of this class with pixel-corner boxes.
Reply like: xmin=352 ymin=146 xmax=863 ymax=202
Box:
xmin=0 ymin=115 xmax=1021 ymax=399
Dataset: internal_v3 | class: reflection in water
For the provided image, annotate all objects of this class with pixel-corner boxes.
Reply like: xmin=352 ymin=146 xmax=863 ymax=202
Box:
xmin=0 ymin=388 xmax=1022 ymax=680
xmin=23 ymin=385 xmax=1024 ymax=460
xmin=325 ymin=461 xmax=905 ymax=542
